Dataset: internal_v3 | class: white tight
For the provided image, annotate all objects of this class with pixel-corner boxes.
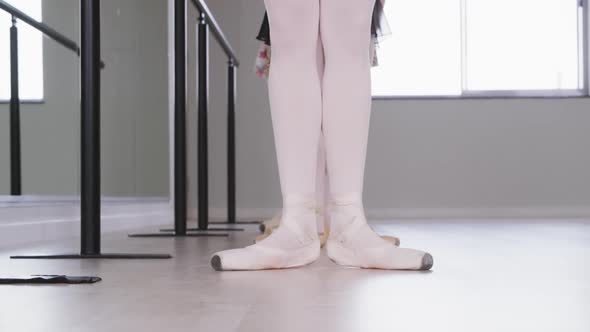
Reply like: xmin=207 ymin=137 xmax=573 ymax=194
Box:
xmin=264 ymin=0 xmax=375 ymax=204
xmin=209 ymin=0 xmax=433 ymax=271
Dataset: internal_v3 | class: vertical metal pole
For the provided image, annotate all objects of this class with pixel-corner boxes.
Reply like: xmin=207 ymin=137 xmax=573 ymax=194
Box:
xmin=227 ymin=60 xmax=236 ymax=224
xmin=197 ymin=13 xmax=209 ymax=230
xmin=80 ymin=0 xmax=101 ymax=255
xmin=174 ymin=0 xmax=188 ymax=235
xmin=9 ymin=16 xmax=21 ymax=196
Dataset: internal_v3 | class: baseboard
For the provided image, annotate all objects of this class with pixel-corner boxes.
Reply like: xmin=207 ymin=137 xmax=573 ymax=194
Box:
xmin=365 ymin=206 xmax=590 ymax=219
xmin=204 ymin=206 xmax=590 ymax=221
xmin=193 ymin=208 xmax=277 ymax=222
xmin=0 ymin=196 xmax=172 ymax=249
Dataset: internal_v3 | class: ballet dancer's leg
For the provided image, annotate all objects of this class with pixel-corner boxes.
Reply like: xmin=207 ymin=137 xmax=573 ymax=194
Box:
xmin=256 ymin=16 xmax=401 ymax=249
xmin=320 ymin=0 xmax=432 ymax=270
xmin=255 ymin=29 xmax=326 ymax=243
xmin=315 ymin=28 xmax=401 ymax=247
xmin=210 ymin=0 xmax=322 ymax=271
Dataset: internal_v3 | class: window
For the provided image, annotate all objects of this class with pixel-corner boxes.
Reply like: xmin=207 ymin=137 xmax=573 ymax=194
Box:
xmin=0 ymin=0 xmax=44 ymax=101
xmin=371 ymin=0 xmax=587 ymax=98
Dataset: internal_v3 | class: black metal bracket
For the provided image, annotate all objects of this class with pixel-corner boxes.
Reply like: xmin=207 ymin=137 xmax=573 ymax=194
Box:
xmin=11 ymin=253 xmax=172 ymax=259
xmin=128 ymin=232 xmax=228 ymax=238
xmin=159 ymin=227 xmax=244 ymax=232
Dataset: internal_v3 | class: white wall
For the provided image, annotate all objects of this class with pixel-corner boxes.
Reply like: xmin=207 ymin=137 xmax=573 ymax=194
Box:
xmin=100 ymin=0 xmax=169 ymax=197
xmin=196 ymin=0 xmax=590 ymax=219
xmin=0 ymin=0 xmax=80 ymax=196
xmin=0 ymin=0 xmax=169 ymax=197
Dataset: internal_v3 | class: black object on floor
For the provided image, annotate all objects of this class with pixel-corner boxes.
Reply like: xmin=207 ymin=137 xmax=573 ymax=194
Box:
xmin=0 ymin=275 xmax=101 ymax=284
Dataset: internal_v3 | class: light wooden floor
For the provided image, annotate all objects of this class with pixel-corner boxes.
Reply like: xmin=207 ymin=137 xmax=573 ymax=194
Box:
xmin=0 ymin=219 xmax=588 ymax=332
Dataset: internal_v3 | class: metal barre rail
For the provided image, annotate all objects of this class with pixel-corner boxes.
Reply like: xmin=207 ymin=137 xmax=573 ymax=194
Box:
xmin=190 ymin=0 xmax=240 ymax=66
xmin=0 ymin=0 xmax=79 ymax=54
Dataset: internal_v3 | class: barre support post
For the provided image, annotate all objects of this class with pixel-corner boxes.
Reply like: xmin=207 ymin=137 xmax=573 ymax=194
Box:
xmin=9 ymin=16 xmax=21 ymax=196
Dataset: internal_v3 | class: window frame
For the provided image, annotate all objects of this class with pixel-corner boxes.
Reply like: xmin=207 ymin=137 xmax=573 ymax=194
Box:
xmin=0 ymin=99 xmax=45 ymax=104
xmin=372 ymin=0 xmax=590 ymax=100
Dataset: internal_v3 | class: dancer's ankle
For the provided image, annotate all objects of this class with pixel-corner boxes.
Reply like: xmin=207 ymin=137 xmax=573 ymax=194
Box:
xmin=328 ymin=191 xmax=367 ymax=237
xmin=280 ymin=192 xmax=319 ymax=241
xmin=329 ymin=192 xmax=363 ymax=206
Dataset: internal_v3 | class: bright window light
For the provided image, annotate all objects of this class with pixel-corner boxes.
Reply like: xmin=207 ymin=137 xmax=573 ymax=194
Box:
xmin=371 ymin=0 xmax=586 ymax=97
xmin=0 ymin=0 xmax=44 ymax=101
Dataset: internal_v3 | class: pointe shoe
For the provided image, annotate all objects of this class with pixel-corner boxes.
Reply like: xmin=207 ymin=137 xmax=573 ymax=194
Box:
xmin=255 ymin=223 xmax=401 ymax=247
xmin=255 ymin=210 xmax=401 ymax=247
xmin=211 ymin=212 xmax=321 ymax=271
xmin=326 ymin=213 xmax=433 ymax=271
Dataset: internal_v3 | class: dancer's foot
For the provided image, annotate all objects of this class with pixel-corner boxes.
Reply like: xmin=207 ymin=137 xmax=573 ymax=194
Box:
xmin=211 ymin=196 xmax=321 ymax=271
xmin=254 ymin=209 xmax=401 ymax=247
xmin=326 ymin=194 xmax=433 ymax=270
xmin=255 ymin=227 xmax=399 ymax=247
